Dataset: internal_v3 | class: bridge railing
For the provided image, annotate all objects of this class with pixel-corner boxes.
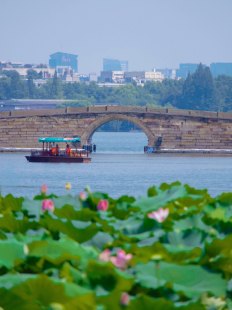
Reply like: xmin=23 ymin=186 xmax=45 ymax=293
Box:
xmin=0 ymin=109 xmax=67 ymax=118
xmin=1 ymin=105 xmax=232 ymax=121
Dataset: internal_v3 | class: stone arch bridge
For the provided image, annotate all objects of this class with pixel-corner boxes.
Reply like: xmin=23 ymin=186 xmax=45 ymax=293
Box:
xmin=1 ymin=106 xmax=232 ymax=152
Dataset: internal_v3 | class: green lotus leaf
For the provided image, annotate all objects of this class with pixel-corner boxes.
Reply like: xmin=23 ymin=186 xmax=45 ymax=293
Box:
xmin=0 ymin=275 xmax=95 ymax=310
xmin=0 ymin=194 xmax=24 ymax=213
xmin=87 ymin=260 xmax=134 ymax=292
xmin=215 ymin=192 xmax=232 ymax=206
xmin=71 ymin=220 xmax=92 ymax=229
xmin=111 ymin=197 xmax=136 ymax=220
xmin=1 ymin=183 xmax=232 ymax=307
xmin=159 ymin=181 xmax=182 ymax=191
xmin=147 ymin=185 xmax=158 ymax=197
xmin=39 ymin=215 xmax=99 ymax=242
xmin=83 ymin=231 xmax=114 ymax=249
xmin=173 ymin=214 xmax=211 ymax=233
xmin=137 ymin=232 xmax=164 ymax=246
xmin=22 ymin=198 xmax=42 ymax=219
xmin=127 ymin=295 xmax=175 ymax=310
xmin=116 ymin=195 xmax=135 ymax=204
xmin=14 ymin=230 xmax=50 ymax=244
xmin=52 ymin=195 xmax=82 ymax=210
xmin=131 ymin=231 xmax=155 ymax=242
xmin=166 ymin=230 xmax=203 ymax=248
xmin=227 ymin=279 xmax=232 ymax=294
xmin=171 ymin=197 xmax=206 ymax=216
xmin=0 ymin=239 xmax=27 ymax=268
xmin=134 ymin=182 xmax=209 ymax=214
xmin=55 ymin=207 xmax=99 ymax=223
xmin=0 ymin=288 xmax=33 ymax=310
xmin=0 ymin=274 xmax=36 ymax=289
xmin=204 ymin=235 xmax=232 ymax=276
xmin=174 ymin=300 xmax=206 ymax=309
xmin=132 ymin=182 xmax=199 ymax=212
xmin=134 ymin=261 xmax=227 ymax=298
xmin=54 ymin=204 xmax=82 ymax=220
xmin=95 ymin=290 xmax=125 ymax=310
xmin=205 ymin=207 xmax=227 ymax=222
xmin=28 ymin=237 xmax=98 ymax=266
xmin=0 ymin=230 xmax=7 ymax=240
xmin=110 ymin=207 xmax=131 ymax=220
xmin=0 ymin=214 xmax=34 ymax=234
xmin=163 ymin=245 xmax=202 ymax=264
xmin=96 ymin=290 xmax=131 ymax=310
xmin=204 ymin=205 xmax=232 ymax=231
xmin=106 ymin=215 xmax=144 ymax=236
xmin=60 ymin=262 xmax=89 ymax=286
xmin=131 ymin=242 xmax=169 ymax=263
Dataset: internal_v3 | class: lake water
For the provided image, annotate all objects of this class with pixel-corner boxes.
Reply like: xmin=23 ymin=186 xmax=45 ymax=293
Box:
xmin=1 ymin=131 xmax=232 ymax=198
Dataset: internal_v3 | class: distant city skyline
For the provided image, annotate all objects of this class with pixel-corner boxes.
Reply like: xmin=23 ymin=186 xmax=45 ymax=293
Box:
xmin=1 ymin=0 xmax=232 ymax=73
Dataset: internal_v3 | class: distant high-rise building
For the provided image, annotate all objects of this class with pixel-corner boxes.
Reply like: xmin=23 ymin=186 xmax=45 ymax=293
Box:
xmin=49 ymin=52 xmax=78 ymax=72
xmin=155 ymin=68 xmax=176 ymax=79
xmin=103 ymin=58 xmax=128 ymax=72
xmin=210 ymin=63 xmax=232 ymax=77
xmin=99 ymin=71 xmax=125 ymax=83
xmin=124 ymin=71 xmax=164 ymax=83
xmin=176 ymin=63 xmax=199 ymax=79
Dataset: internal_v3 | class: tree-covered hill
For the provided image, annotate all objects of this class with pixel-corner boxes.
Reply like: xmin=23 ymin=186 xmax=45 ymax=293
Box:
xmin=1 ymin=64 xmax=232 ymax=112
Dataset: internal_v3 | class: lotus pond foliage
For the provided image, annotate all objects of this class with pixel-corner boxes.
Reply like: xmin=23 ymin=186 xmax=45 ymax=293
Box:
xmin=0 ymin=182 xmax=232 ymax=309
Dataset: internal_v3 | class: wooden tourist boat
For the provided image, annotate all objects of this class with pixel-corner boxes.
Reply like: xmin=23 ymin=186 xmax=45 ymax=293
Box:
xmin=26 ymin=137 xmax=91 ymax=163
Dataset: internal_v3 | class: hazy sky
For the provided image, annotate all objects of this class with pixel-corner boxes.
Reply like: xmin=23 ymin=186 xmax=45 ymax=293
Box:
xmin=1 ymin=0 xmax=232 ymax=73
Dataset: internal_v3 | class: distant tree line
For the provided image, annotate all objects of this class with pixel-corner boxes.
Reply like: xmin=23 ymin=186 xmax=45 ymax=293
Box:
xmin=1 ymin=64 xmax=232 ymax=112
xmin=96 ymin=120 xmax=140 ymax=132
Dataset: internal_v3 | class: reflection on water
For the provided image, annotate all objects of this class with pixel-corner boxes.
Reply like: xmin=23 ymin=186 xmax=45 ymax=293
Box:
xmin=0 ymin=132 xmax=232 ymax=198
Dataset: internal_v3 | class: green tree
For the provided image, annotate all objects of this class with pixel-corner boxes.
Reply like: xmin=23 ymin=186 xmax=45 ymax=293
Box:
xmin=26 ymin=70 xmax=38 ymax=98
xmin=0 ymin=76 xmax=11 ymax=99
xmin=27 ymin=69 xmax=40 ymax=79
xmin=3 ymin=70 xmax=26 ymax=99
xmin=178 ymin=64 xmax=215 ymax=110
xmin=144 ymin=79 xmax=183 ymax=106
xmin=50 ymin=71 xmax=63 ymax=99
xmin=214 ymin=75 xmax=232 ymax=111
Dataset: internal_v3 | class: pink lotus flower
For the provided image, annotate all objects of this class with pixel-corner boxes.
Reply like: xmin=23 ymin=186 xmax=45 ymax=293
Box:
xmin=110 ymin=249 xmax=132 ymax=270
xmin=147 ymin=208 xmax=169 ymax=223
xmin=99 ymin=249 xmax=132 ymax=270
xmin=41 ymin=184 xmax=48 ymax=194
xmin=97 ymin=199 xmax=109 ymax=211
xmin=79 ymin=191 xmax=87 ymax=201
xmin=99 ymin=249 xmax=111 ymax=262
xmin=42 ymin=199 xmax=55 ymax=212
xmin=120 ymin=292 xmax=130 ymax=306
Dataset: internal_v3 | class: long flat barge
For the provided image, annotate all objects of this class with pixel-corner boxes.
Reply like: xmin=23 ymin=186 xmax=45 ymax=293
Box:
xmin=25 ymin=154 xmax=91 ymax=163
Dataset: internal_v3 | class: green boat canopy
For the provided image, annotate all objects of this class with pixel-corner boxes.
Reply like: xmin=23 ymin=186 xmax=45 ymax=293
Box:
xmin=38 ymin=137 xmax=80 ymax=143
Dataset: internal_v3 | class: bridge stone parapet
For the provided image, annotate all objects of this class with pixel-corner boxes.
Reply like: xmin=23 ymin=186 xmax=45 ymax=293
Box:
xmin=1 ymin=105 xmax=232 ymax=121
xmin=1 ymin=106 xmax=232 ymax=151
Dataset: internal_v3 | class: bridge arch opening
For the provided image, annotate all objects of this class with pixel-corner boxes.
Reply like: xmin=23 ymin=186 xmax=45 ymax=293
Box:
xmin=81 ymin=114 xmax=155 ymax=153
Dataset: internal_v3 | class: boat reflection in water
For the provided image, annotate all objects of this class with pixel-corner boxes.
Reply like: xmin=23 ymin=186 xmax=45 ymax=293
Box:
xmin=25 ymin=137 xmax=91 ymax=163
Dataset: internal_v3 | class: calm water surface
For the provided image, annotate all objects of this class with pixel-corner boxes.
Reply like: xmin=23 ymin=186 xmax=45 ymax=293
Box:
xmin=0 ymin=132 xmax=232 ymax=198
